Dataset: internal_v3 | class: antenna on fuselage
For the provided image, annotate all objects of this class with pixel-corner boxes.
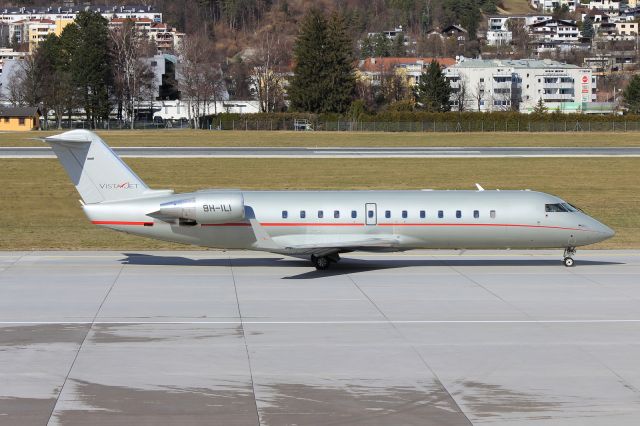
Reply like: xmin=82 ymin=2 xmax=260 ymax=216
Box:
xmin=475 ymin=183 xmax=485 ymax=191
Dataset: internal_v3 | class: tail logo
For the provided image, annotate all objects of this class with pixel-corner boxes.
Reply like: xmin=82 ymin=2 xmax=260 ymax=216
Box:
xmin=99 ymin=182 xmax=140 ymax=190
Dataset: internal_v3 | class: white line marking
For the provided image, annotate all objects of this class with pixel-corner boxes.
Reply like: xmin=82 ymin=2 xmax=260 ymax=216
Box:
xmin=3 ymin=154 xmax=640 ymax=159
xmin=2 ymin=320 xmax=640 ymax=325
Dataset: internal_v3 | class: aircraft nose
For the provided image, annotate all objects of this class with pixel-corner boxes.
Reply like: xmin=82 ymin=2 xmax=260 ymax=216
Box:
xmin=599 ymin=224 xmax=615 ymax=239
xmin=590 ymin=219 xmax=615 ymax=242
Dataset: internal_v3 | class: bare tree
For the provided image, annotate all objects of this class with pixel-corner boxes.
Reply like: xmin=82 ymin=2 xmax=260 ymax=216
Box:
xmin=249 ymin=30 xmax=288 ymax=112
xmin=379 ymin=66 xmax=411 ymax=105
xmin=508 ymin=18 xmax=530 ymax=58
xmin=452 ymin=75 xmax=468 ymax=112
xmin=179 ymin=32 xmax=219 ymax=128
xmin=110 ymin=20 xmax=156 ymax=128
xmin=472 ymin=78 xmax=485 ymax=111
xmin=6 ymin=55 xmax=41 ymax=107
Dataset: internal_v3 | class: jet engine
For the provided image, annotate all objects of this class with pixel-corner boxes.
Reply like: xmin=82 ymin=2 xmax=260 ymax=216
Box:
xmin=159 ymin=191 xmax=245 ymax=223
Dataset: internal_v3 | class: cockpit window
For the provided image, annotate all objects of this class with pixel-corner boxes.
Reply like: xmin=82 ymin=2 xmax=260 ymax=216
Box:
xmin=565 ymin=203 xmax=581 ymax=212
xmin=545 ymin=203 xmax=572 ymax=212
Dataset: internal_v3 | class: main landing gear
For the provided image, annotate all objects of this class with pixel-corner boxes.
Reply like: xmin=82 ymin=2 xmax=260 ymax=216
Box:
xmin=563 ymin=247 xmax=576 ymax=267
xmin=311 ymin=253 xmax=340 ymax=270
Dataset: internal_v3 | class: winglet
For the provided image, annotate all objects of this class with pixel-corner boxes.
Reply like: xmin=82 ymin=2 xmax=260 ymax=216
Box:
xmin=475 ymin=183 xmax=485 ymax=191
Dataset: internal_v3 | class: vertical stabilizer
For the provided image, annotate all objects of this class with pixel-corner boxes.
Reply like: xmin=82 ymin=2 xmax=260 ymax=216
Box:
xmin=45 ymin=129 xmax=149 ymax=204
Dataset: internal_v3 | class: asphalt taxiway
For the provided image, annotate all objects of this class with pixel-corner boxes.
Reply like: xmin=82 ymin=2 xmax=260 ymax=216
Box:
xmin=1 ymin=250 xmax=640 ymax=425
xmin=3 ymin=146 xmax=640 ymax=158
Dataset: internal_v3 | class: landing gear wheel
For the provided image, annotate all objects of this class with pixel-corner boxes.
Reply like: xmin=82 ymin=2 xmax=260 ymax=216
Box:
xmin=563 ymin=247 xmax=576 ymax=267
xmin=311 ymin=255 xmax=330 ymax=270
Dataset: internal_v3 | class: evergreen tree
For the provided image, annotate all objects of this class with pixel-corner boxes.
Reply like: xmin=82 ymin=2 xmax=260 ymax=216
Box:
xmin=323 ymin=12 xmax=356 ymax=113
xmin=69 ymin=11 xmax=113 ymax=127
xmin=372 ymin=33 xmax=391 ymax=57
xmin=532 ymin=97 xmax=547 ymax=114
xmin=391 ymin=33 xmax=406 ymax=57
xmin=36 ymin=34 xmax=67 ymax=128
xmin=360 ymin=36 xmax=374 ymax=59
xmin=289 ymin=9 xmax=329 ymax=112
xmin=582 ymin=18 xmax=595 ymax=39
xmin=623 ymin=75 xmax=640 ymax=114
xmin=415 ymin=60 xmax=451 ymax=112
xmin=289 ymin=9 xmax=355 ymax=113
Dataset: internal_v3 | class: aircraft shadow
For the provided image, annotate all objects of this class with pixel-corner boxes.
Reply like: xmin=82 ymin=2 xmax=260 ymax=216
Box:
xmin=121 ymin=253 xmax=623 ymax=280
xmin=121 ymin=253 xmax=287 ymax=267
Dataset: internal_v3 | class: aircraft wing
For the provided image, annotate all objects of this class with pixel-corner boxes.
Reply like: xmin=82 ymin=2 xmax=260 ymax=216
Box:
xmin=270 ymin=234 xmax=402 ymax=256
xmin=247 ymin=218 xmax=402 ymax=255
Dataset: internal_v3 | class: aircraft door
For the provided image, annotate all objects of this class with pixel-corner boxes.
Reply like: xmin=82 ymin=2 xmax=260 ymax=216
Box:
xmin=365 ymin=203 xmax=377 ymax=225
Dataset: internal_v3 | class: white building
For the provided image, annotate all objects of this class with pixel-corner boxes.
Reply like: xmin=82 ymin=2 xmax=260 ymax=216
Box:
xmin=366 ymin=26 xmax=405 ymax=40
xmin=152 ymin=100 xmax=261 ymax=120
xmin=586 ymin=0 xmax=621 ymax=12
xmin=529 ymin=19 xmax=580 ymax=42
xmin=484 ymin=15 xmax=559 ymax=46
xmin=108 ymin=18 xmax=184 ymax=52
xmin=444 ymin=58 xmax=596 ymax=113
xmin=487 ymin=30 xmax=513 ymax=45
xmin=530 ymin=0 xmax=577 ymax=12
xmin=0 ymin=5 xmax=161 ymax=24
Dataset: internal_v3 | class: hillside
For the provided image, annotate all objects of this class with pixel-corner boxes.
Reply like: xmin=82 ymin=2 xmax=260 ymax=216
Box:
xmin=0 ymin=0 xmax=500 ymax=58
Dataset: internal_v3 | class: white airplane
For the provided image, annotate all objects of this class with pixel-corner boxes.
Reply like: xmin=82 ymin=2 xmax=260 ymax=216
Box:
xmin=45 ymin=130 xmax=615 ymax=270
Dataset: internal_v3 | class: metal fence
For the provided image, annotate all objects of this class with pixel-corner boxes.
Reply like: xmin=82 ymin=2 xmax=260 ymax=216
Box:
xmin=41 ymin=119 xmax=640 ymax=132
xmin=40 ymin=118 xmax=191 ymax=131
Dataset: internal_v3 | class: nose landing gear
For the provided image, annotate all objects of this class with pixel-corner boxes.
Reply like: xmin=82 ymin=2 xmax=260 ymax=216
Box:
xmin=563 ymin=247 xmax=576 ymax=267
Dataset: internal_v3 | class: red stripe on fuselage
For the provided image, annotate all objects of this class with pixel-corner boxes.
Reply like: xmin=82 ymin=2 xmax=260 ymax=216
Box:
xmin=201 ymin=223 xmax=251 ymax=227
xmin=261 ymin=222 xmax=364 ymax=227
xmin=92 ymin=221 xmax=590 ymax=232
xmin=376 ymin=223 xmax=588 ymax=231
xmin=92 ymin=221 xmax=154 ymax=226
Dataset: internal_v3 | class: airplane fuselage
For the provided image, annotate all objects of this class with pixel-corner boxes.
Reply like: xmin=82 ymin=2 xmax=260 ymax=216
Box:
xmin=83 ymin=189 xmax=614 ymax=253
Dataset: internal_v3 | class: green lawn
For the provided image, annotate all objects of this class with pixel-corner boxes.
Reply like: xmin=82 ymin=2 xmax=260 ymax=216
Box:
xmin=1 ymin=157 xmax=637 ymax=250
xmin=1 ymin=130 xmax=640 ymax=147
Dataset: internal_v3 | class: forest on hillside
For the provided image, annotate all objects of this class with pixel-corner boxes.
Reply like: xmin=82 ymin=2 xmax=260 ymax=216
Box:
xmin=0 ymin=0 xmax=499 ymax=58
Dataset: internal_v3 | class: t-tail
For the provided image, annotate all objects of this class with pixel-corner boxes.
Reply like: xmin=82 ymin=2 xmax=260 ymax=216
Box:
xmin=45 ymin=129 xmax=154 ymax=204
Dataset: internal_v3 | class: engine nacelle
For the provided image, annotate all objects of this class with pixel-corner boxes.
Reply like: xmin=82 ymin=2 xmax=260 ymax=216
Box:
xmin=159 ymin=191 xmax=245 ymax=223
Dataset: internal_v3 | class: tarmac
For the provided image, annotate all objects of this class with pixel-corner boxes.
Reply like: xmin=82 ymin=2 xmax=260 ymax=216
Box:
xmin=1 ymin=249 xmax=640 ymax=425
xmin=3 ymin=146 xmax=640 ymax=158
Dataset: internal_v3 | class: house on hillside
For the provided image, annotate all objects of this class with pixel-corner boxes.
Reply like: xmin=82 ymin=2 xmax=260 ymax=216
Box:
xmin=0 ymin=107 xmax=40 ymax=131
xmin=357 ymin=57 xmax=456 ymax=87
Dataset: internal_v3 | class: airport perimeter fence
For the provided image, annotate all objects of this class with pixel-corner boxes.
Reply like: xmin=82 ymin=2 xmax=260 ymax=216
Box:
xmin=203 ymin=119 xmax=640 ymax=132
xmin=41 ymin=118 xmax=640 ymax=132
xmin=40 ymin=118 xmax=191 ymax=131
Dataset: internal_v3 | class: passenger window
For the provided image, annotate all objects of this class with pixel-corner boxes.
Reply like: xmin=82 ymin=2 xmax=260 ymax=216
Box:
xmin=334 ymin=210 xmax=340 ymax=219
xmin=402 ymin=210 xmax=408 ymax=219
xmin=490 ymin=210 xmax=496 ymax=219
xmin=420 ymin=210 xmax=425 ymax=219
xmin=456 ymin=210 xmax=462 ymax=219
xmin=438 ymin=210 xmax=444 ymax=219
xmin=385 ymin=210 xmax=391 ymax=218
xmin=473 ymin=210 xmax=479 ymax=219
xmin=300 ymin=210 xmax=306 ymax=219
xmin=282 ymin=210 xmax=288 ymax=219
xmin=318 ymin=210 xmax=324 ymax=218
xmin=352 ymin=210 xmax=357 ymax=218
xmin=367 ymin=210 xmax=374 ymax=218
